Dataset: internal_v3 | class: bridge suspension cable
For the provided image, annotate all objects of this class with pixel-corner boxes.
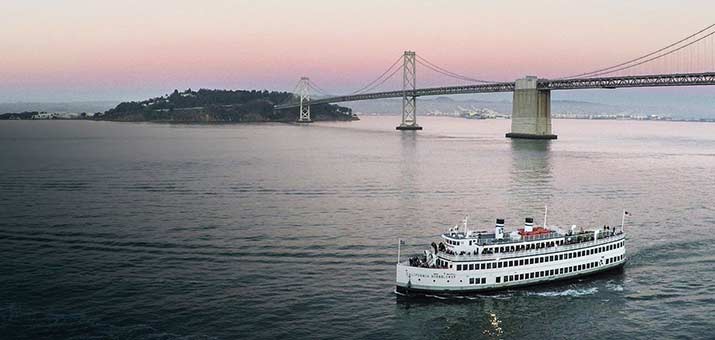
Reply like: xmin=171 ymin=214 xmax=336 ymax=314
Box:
xmin=306 ymin=79 xmax=334 ymax=97
xmin=349 ymin=55 xmax=404 ymax=95
xmin=415 ymin=54 xmax=497 ymax=83
xmin=562 ymin=23 xmax=715 ymax=79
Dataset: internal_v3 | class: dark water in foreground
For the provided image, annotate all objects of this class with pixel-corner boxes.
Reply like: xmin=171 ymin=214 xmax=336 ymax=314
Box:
xmin=1 ymin=117 xmax=714 ymax=339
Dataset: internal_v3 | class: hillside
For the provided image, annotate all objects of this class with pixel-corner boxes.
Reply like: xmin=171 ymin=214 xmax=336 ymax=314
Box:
xmin=95 ymin=89 xmax=352 ymax=122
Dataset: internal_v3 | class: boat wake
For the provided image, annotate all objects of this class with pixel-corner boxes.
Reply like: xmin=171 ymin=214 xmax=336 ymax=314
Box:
xmin=527 ymin=287 xmax=598 ymax=297
xmin=606 ymin=281 xmax=624 ymax=292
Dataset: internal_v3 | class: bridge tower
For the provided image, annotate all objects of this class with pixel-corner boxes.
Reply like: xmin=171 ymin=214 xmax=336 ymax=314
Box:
xmin=297 ymin=77 xmax=312 ymax=123
xmin=396 ymin=51 xmax=422 ymax=130
xmin=506 ymin=76 xmax=557 ymax=139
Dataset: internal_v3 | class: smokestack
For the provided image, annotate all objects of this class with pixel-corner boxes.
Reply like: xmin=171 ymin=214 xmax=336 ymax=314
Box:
xmin=495 ymin=218 xmax=505 ymax=239
xmin=525 ymin=217 xmax=534 ymax=232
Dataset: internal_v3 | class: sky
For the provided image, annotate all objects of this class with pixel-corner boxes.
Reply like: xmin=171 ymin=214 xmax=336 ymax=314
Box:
xmin=2 ymin=0 xmax=715 ymax=103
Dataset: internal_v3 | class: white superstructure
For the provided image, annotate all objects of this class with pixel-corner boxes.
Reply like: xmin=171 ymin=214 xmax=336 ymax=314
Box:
xmin=395 ymin=211 xmax=627 ymax=295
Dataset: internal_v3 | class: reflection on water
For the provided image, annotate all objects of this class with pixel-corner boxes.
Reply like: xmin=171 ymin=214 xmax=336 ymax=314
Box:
xmin=508 ymin=139 xmax=554 ymax=214
xmin=398 ymin=131 xmax=419 ymax=207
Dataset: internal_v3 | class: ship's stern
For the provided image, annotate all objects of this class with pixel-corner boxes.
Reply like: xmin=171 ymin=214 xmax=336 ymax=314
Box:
xmin=395 ymin=262 xmax=412 ymax=294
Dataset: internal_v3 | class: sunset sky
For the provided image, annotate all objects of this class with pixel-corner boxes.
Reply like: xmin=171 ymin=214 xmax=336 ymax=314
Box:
xmin=2 ymin=0 xmax=715 ymax=102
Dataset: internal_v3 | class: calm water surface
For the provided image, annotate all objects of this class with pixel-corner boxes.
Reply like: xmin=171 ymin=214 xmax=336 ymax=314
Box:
xmin=1 ymin=117 xmax=714 ymax=339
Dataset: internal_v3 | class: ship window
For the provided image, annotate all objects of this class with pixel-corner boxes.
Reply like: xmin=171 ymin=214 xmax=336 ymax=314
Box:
xmin=529 ymin=258 xmax=534 ymax=265
xmin=509 ymin=275 xmax=514 ymax=281
xmin=558 ymin=254 xmax=562 ymax=260
xmin=560 ymin=268 xmax=564 ymax=274
xmin=498 ymin=262 xmax=503 ymax=268
xmin=469 ymin=278 xmax=474 ymax=284
xmin=504 ymin=276 xmax=509 ymax=282
xmin=487 ymin=263 xmax=492 ymax=269
xmin=481 ymin=278 xmax=486 ymax=284
xmin=496 ymin=277 xmax=501 ymax=283
xmin=508 ymin=260 xmax=513 ymax=267
xmin=481 ymin=264 xmax=485 ymax=270
xmin=457 ymin=264 xmax=462 ymax=271
xmin=578 ymin=265 xmax=582 ymax=270
xmin=548 ymin=255 xmax=552 ymax=261
xmin=469 ymin=264 xmax=474 ymax=270
xmin=519 ymin=274 xmax=524 ymax=280
xmin=518 ymin=259 xmax=523 ymax=266
xmin=530 ymin=272 xmax=534 ymax=279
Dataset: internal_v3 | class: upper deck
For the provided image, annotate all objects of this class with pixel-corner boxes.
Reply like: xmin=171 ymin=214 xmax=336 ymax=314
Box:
xmin=439 ymin=230 xmax=624 ymax=262
xmin=442 ymin=229 xmax=562 ymax=246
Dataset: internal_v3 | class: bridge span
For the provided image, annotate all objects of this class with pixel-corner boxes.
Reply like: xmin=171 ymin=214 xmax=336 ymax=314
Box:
xmin=275 ymin=25 xmax=715 ymax=139
xmin=274 ymin=72 xmax=715 ymax=108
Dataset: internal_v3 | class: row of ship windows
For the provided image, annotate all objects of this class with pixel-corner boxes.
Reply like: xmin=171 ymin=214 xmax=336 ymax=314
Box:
xmin=452 ymin=240 xmax=625 ymax=271
xmin=498 ymin=255 xmax=623 ymax=283
xmin=480 ymin=239 xmax=564 ymax=253
xmin=418 ymin=255 xmax=625 ymax=284
xmin=446 ymin=239 xmax=564 ymax=251
xmin=469 ymin=277 xmax=487 ymax=285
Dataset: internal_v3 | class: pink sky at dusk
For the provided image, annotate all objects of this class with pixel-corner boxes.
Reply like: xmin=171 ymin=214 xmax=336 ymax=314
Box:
xmin=1 ymin=0 xmax=715 ymax=101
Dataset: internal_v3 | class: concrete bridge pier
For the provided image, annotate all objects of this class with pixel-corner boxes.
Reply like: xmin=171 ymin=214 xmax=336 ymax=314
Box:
xmin=506 ymin=76 xmax=557 ymax=139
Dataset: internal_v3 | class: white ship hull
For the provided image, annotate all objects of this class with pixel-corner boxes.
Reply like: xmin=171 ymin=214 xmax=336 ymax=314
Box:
xmin=396 ymin=233 xmax=626 ymax=295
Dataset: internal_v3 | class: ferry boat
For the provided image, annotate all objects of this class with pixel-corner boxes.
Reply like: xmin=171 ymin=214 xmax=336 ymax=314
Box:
xmin=395 ymin=210 xmax=628 ymax=295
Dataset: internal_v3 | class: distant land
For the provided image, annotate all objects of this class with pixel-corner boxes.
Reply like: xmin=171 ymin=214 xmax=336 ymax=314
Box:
xmin=0 ymin=89 xmax=353 ymax=123
xmin=342 ymin=95 xmax=715 ymax=120
xmin=3 ymin=90 xmax=715 ymax=122
xmin=95 ymin=89 xmax=352 ymax=122
xmin=0 ymin=101 xmax=118 ymax=115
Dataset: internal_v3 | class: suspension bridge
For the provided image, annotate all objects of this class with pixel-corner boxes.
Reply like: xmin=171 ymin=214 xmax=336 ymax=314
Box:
xmin=274 ymin=24 xmax=715 ymax=139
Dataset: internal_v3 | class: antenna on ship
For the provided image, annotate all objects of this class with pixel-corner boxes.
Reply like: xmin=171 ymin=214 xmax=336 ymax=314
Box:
xmin=543 ymin=205 xmax=548 ymax=228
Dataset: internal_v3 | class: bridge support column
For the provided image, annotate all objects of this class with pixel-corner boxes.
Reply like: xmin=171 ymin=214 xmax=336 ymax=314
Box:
xmin=506 ymin=76 xmax=556 ymax=139
xmin=297 ymin=77 xmax=313 ymax=123
xmin=396 ymin=51 xmax=422 ymax=130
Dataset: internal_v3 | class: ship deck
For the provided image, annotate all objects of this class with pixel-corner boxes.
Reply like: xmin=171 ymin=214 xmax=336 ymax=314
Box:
xmin=437 ymin=232 xmax=624 ymax=262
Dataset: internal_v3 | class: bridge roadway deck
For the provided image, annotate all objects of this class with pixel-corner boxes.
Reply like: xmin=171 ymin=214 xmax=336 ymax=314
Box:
xmin=274 ymin=72 xmax=715 ymax=109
